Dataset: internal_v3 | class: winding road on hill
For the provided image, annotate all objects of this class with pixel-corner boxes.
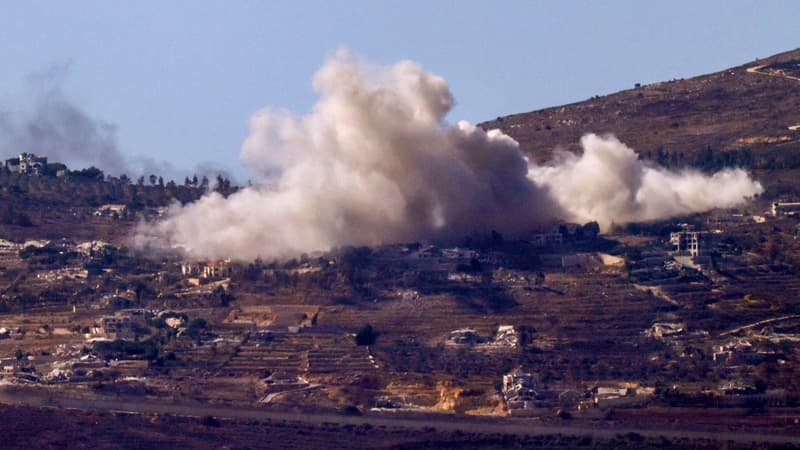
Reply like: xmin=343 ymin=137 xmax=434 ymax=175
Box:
xmin=747 ymin=64 xmax=800 ymax=131
xmin=747 ymin=64 xmax=800 ymax=82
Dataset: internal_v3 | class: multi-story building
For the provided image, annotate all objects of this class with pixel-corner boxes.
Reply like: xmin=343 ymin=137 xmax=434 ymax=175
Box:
xmin=502 ymin=368 xmax=537 ymax=410
xmin=3 ymin=153 xmax=48 ymax=175
xmin=670 ymin=229 xmax=711 ymax=257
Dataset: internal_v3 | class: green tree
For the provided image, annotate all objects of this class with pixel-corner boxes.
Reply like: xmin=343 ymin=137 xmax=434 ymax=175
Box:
xmin=355 ymin=324 xmax=377 ymax=346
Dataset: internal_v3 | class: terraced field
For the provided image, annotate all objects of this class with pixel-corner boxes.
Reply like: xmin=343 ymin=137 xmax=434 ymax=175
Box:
xmin=221 ymin=330 xmax=377 ymax=378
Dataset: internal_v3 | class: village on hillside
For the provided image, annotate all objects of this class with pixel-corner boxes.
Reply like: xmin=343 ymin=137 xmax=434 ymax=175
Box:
xmin=1 ymin=153 xmax=800 ymax=426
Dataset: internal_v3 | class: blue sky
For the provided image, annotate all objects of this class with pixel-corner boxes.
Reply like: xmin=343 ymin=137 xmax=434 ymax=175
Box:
xmin=0 ymin=1 xmax=798 ymax=179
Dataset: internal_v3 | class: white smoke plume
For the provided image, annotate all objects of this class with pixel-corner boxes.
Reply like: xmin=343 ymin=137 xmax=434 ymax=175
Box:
xmin=529 ymin=134 xmax=764 ymax=231
xmin=136 ymin=49 xmax=763 ymax=261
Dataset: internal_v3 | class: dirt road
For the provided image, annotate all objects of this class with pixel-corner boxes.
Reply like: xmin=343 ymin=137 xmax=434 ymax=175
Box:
xmin=1 ymin=386 xmax=799 ymax=446
xmin=747 ymin=64 xmax=800 ymax=82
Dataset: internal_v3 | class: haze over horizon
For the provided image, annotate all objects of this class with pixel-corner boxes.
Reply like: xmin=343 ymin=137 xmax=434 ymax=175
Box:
xmin=1 ymin=1 xmax=798 ymax=179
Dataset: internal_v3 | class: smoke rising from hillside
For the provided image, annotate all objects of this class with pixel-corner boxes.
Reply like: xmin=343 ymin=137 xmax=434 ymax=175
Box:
xmin=529 ymin=134 xmax=764 ymax=231
xmin=136 ymin=50 xmax=763 ymax=260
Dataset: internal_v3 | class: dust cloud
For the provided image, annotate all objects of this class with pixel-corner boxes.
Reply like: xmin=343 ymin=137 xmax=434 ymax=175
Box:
xmin=529 ymin=133 xmax=763 ymax=231
xmin=136 ymin=50 xmax=763 ymax=260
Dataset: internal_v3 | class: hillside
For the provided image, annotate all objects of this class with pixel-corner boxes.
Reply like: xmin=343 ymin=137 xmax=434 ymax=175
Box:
xmin=2 ymin=50 xmax=800 ymax=444
xmin=480 ymin=48 xmax=800 ymax=187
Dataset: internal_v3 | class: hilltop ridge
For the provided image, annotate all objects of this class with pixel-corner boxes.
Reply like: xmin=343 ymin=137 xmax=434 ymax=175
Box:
xmin=480 ymin=48 xmax=800 ymax=177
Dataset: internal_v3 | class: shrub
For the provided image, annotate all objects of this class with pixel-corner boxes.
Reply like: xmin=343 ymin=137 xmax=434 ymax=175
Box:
xmin=355 ymin=324 xmax=377 ymax=346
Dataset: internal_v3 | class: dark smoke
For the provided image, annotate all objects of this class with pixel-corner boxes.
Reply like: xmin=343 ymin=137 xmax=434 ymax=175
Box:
xmin=0 ymin=64 xmax=235 ymax=182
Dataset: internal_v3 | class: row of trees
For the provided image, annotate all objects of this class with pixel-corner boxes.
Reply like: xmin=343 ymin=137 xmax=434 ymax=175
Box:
xmin=1 ymin=159 xmax=235 ymax=193
xmin=0 ymin=168 xmax=237 ymax=209
xmin=98 ymin=170 xmax=235 ymax=197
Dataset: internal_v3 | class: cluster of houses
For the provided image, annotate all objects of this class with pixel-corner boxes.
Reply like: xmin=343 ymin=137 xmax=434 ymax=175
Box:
xmin=0 ymin=238 xmax=116 ymax=284
xmin=712 ymin=337 xmax=784 ymax=365
xmin=704 ymin=201 xmax=800 ymax=227
xmin=0 ymin=238 xmax=115 ymax=256
xmin=1 ymin=343 xmax=114 ymax=384
xmin=501 ymin=367 xmax=660 ymax=412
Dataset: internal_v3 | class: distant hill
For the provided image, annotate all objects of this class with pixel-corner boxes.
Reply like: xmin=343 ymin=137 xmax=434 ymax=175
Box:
xmin=480 ymin=48 xmax=800 ymax=192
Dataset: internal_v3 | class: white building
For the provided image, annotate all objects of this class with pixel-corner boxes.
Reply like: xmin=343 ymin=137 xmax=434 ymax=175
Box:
xmin=772 ymin=202 xmax=800 ymax=217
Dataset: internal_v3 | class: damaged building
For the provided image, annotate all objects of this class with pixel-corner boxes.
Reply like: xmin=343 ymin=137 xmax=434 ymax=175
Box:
xmin=670 ymin=228 xmax=712 ymax=257
xmin=502 ymin=368 xmax=537 ymax=410
xmin=2 ymin=153 xmax=48 ymax=175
